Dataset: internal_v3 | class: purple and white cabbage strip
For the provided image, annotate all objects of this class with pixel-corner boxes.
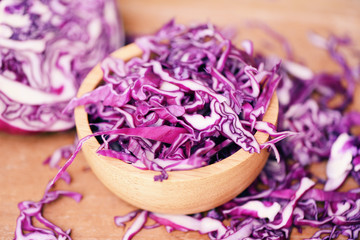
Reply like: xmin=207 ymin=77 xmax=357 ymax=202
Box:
xmin=15 ymin=182 xmax=82 ymax=240
xmin=65 ymin=20 xmax=291 ymax=180
xmin=0 ymin=0 xmax=123 ymax=133
xmin=43 ymin=140 xmax=77 ymax=184
xmin=324 ymin=133 xmax=359 ymax=191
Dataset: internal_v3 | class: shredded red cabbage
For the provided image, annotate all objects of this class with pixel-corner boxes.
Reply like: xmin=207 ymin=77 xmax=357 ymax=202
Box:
xmin=14 ymin=182 xmax=82 ymax=240
xmin=0 ymin=0 xmax=124 ymax=133
xmin=13 ymin=21 xmax=360 ymax=240
xmin=65 ymin=20 xmax=291 ymax=181
xmin=112 ymin=27 xmax=360 ymax=239
xmin=43 ymin=140 xmax=77 ymax=184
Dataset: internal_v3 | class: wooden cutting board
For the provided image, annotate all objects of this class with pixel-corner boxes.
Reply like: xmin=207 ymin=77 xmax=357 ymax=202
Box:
xmin=1 ymin=0 xmax=359 ymax=239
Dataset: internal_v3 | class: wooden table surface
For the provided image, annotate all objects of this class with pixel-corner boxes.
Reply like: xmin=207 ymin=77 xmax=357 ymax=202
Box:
xmin=1 ymin=0 xmax=360 ymax=239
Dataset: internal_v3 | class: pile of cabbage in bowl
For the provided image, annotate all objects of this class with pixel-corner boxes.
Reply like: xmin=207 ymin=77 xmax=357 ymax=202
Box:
xmin=64 ymin=20 xmax=291 ymax=181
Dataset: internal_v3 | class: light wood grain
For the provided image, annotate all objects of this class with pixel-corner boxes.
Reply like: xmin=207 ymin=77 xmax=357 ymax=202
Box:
xmin=1 ymin=0 xmax=359 ymax=239
xmin=74 ymin=43 xmax=279 ymax=214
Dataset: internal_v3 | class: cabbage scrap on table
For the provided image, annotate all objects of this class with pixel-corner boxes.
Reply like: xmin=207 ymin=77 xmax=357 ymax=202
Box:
xmin=13 ymin=21 xmax=360 ymax=240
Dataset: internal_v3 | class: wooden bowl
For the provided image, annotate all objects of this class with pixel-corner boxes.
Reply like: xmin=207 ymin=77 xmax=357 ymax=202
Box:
xmin=74 ymin=43 xmax=279 ymax=215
